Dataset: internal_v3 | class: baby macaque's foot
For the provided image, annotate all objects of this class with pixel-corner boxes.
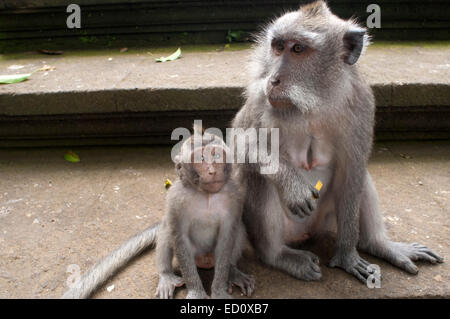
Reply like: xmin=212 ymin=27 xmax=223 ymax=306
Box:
xmin=155 ymin=273 xmax=184 ymax=299
xmin=211 ymin=289 xmax=233 ymax=299
xmin=228 ymin=266 xmax=255 ymax=297
xmin=186 ymin=289 xmax=209 ymax=299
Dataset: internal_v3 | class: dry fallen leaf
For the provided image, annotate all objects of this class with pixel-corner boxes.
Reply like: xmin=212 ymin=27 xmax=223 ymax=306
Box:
xmin=8 ymin=65 xmax=25 ymax=70
xmin=399 ymin=153 xmax=412 ymax=159
xmin=37 ymin=65 xmax=56 ymax=72
xmin=38 ymin=49 xmax=64 ymax=55
xmin=433 ymin=275 xmax=443 ymax=282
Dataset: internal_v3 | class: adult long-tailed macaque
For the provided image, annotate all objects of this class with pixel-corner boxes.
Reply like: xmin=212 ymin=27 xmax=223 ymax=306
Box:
xmin=62 ymin=125 xmax=254 ymax=299
xmin=231 ymin=0 xmax=443 ymax=283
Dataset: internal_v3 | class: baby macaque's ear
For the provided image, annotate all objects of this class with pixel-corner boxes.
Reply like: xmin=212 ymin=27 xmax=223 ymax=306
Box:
xmin=174 ymin=154 xmax=183 ymax=176
xmin=175 ymin=162 xmax=184 ymax=179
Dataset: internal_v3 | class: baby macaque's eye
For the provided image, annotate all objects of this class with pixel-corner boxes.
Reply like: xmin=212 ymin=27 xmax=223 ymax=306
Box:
xmin=214 ymin=153 xmax=221 ymax=159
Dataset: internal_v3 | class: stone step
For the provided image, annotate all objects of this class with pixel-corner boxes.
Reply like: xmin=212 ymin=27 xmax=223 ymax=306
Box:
xmin=0 ymin=43 xmax=449 ymax=146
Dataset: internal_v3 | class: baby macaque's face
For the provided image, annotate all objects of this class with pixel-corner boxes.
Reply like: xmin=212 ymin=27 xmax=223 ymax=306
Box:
xmin=191 ymin=146 xmax=227 ymax=193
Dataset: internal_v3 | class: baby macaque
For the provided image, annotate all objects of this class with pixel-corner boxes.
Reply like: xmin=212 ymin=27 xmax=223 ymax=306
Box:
xmin=155 ymin=125 xmax=254 ymax=299
xmin=61 ymin=124 xmax=254 ymax=299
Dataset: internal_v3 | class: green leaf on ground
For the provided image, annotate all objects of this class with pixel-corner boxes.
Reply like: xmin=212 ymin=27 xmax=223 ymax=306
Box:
xmin=64 ymin=151 xmax=80 ymax=163
xmin=226 ymin=30 xmax=247 ymax=43
xmin=0 ymin=73 xmax=32 ymax=84
xmin=155 ymin=48 xmax=181 ymax=62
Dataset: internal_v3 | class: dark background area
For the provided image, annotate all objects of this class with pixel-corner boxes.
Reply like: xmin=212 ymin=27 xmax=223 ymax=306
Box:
xmin=1 ymin=0 xmax=449 ymax=53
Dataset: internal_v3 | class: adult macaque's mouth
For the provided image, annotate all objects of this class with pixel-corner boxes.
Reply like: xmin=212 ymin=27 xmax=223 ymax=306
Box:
xmin=201 ymin=180 xmax=226 ymax=193
xmin=203 ymin=180 xmax=225 ymax=185
xmin=268 ymin=95 xmax=294 ymax=109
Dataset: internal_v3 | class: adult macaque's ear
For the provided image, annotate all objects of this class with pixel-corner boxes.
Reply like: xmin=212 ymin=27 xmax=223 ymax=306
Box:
xmin=343 ymin=28 xmax=366 ymax=65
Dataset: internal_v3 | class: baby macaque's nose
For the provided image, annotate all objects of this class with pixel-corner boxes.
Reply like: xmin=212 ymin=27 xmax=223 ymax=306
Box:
xmin=208 ymin=167 xmax=216 ymax=175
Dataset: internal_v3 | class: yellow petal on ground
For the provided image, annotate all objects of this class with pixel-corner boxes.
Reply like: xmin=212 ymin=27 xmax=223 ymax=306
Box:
xmin=165 ymin=179 xmax=173 ymax=189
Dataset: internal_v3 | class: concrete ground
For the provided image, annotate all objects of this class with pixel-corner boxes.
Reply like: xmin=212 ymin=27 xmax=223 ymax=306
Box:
xmin=1 ymin=43 xmax=449 ymax=146
xmin=1 ymin=43 xmax=449 ymax=116
xmin=0 ymin=141 xmax=448 ymax=299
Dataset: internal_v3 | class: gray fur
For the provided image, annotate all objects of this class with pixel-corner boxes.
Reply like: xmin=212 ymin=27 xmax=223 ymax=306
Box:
xmin=232 ymin=0 xmax=443 ymax=284
xmin=62 ymin=223 xmax=159 ymax=299
xmin=62 ymin=129 xmax=254 ymax=299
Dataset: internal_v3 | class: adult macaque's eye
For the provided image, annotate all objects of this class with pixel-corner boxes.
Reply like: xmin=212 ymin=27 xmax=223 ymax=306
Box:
xmin=272 ymin=40 xmax=284 ymax=54
xmin=292 ymin=43 xmax=305 ymax=54
xmin=214 ymin=153 xmax=221 ymax=159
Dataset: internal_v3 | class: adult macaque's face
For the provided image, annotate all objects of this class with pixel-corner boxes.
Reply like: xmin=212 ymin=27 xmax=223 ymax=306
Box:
xmin=191 ymin=146 xmax=227 ymax=193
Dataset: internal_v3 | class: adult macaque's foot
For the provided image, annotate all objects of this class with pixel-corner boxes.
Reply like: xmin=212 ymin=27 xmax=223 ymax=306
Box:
xmin=380 ymin=241 xmax=443 ymax=274
xmin=277 ymin=248 xmax=322 ymax=281
xmin=228 ymin=266 xmax=255 ymax=296
xmin=329 ymin=250 xmax=374 ymax=284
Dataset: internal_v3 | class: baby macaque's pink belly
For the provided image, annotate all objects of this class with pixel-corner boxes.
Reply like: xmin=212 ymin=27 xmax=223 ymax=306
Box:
xmin=195 ymin=252 xmax=215 ymax=269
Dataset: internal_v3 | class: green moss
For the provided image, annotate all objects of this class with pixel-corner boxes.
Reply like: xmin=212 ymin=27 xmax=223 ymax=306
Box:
xmin=0 ymin=43 xmax=252 ymax=60
xmin=371 ymin=41 xmax=450 ymax=48
xmin=79 ymin=36 xmax=98 ymax=44
xmin=2 ymin=41 xmax=448 ymax=61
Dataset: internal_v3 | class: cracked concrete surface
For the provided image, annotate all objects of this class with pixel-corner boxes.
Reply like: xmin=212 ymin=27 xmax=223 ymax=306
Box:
xmin=0 ymin=141 xmax=448 ymax=298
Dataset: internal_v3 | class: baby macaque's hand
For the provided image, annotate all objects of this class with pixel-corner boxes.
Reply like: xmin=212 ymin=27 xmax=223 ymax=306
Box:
xmin=155 ymin=273 xmax=184 ymax=299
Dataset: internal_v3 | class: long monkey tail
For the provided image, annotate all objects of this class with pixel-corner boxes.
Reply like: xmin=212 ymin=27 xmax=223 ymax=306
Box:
xmin=62 ymin=223 xmax=160 ymax=299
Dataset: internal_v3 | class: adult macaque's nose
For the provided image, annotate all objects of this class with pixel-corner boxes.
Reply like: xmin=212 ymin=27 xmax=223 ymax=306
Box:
xmin=270 ymin=77 xmax=281 ymax=86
